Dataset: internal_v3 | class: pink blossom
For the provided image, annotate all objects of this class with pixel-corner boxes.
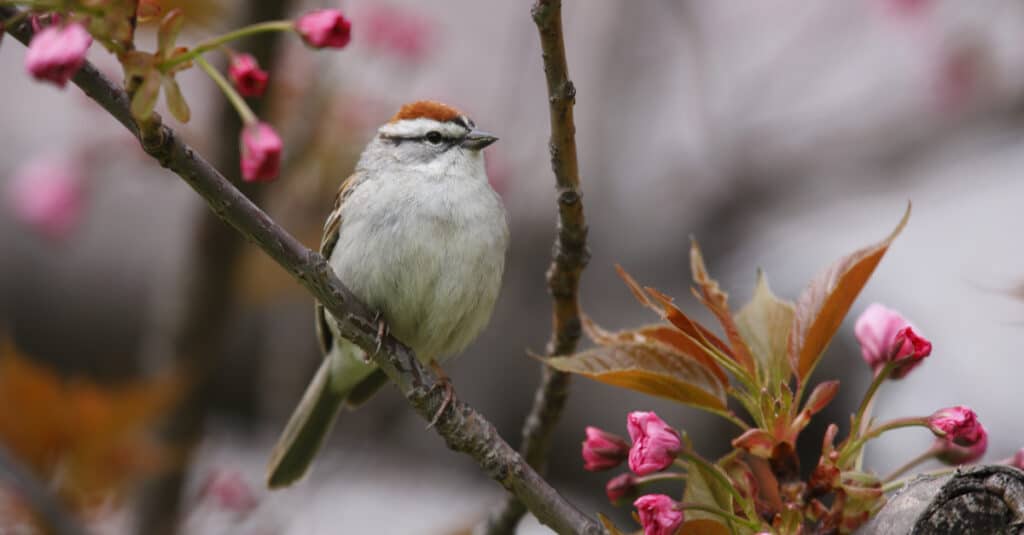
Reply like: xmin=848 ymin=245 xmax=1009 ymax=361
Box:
xmin=879 ymin=0 xmax=934 ymax=19
xmin=627 ymin=411 xmax=681 ymax=476
xmin=928 ymin=406 xmax=985 ymax=446
xmin=296 ymin=9 xmax=352 ymax=49
xmin=363 ymin=5 xmax=430 ymax=62
xmin=854 ymin=304 xmax=931 ymax=379
xmin=228 ymin=53 xmax=269 ymax=98
xmin=634 ymin=494 xmax=684 ymax=535
xmin=7 ymin=156 xmax=85 ymax=239
xmin=24 ymin=23 xmax=92 ymax=88
xmin=240 ymin=122 xmax=283 ymax=182
xmin=1011 ymin=448 xmax=1024 ymax=470
xmin=934 ymin=422 xmax=988 ymax=465
xmin=605 ymin=473 xmax=636 ymax=504
xmin=198 ymin=469 xmax=258 ymax=513
xmin=582 ymin=426 xmax=629 ymax=471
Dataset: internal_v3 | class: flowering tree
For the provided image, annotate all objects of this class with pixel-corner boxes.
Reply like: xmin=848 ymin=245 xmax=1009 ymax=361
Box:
xmin=1 ymin=1 xmax=1022 ymax=534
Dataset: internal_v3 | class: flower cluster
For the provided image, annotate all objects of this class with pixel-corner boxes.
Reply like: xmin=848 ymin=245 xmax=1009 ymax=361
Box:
xmin=16 ymin=4 xmax=353 ymax=183
xmin=562 ymin=215 xmax=1022 ymax=534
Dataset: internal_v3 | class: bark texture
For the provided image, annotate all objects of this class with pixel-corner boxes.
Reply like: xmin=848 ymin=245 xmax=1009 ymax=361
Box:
xmin=862 ymin=465 xmax=1024 ymax=535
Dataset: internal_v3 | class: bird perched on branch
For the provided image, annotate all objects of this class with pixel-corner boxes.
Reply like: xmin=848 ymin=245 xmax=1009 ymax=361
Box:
xmin=266 ymin=100 xmax=508 ymax=487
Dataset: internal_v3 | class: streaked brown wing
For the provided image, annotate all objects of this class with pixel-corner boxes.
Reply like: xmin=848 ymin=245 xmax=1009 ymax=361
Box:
xmin=314 ymin=173 xmax=359 ymax=355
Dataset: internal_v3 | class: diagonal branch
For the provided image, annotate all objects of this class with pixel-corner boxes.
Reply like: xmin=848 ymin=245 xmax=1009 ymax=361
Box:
xmin=2 ymin=8 xmax=602 ymax=535
xmin=0 ymin=445 xmax=87 ymax=535
xmin=482 ymin=1 xmax=589 ymax=533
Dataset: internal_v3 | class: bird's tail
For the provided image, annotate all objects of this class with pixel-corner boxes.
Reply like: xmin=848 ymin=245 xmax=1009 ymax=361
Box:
xmin=266 ymin=346 xmax=375 ymax=488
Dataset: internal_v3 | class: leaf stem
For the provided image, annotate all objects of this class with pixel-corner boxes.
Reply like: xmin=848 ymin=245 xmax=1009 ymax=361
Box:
xmin=676 ymin=502 xmax=763 ymax=531
xmin=882 ymin=444 xmax=941 ymax=483
xmin=848 ymin=362 xmax=896 ymax=446
xmin=195 ymin=55 xmax=256 ymax=125
xmin=161 ymin=20 xmax=295 ymax=70
xmin=838 ymin=416 xmax=930 ymax=468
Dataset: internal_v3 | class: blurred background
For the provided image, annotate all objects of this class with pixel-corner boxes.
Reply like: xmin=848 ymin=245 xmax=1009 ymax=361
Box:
xmin=1 ymin=0 xmax=1023 ymax=533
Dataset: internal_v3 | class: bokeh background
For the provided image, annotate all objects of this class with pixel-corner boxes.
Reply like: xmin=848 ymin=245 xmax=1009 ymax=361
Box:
xmin=1 ymin=0 xmax=1023 ymax=533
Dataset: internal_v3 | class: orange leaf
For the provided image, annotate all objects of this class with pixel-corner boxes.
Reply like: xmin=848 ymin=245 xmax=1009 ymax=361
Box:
xmin=689 ymin=242 xmax=756 ymax=375
xmin=0 ymin=339 xmax=178 ymax=511
xmin=546 ymin=343 xmax=727 ymax=410
xmin=582 ymin=316 xmax=728 ymax=389
xmin=787 ymin=204 xmax=911 ymax=382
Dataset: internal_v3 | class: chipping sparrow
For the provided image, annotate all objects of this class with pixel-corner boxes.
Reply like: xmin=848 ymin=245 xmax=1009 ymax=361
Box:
xmin=266 ymin=101 xmax=508 ymax=487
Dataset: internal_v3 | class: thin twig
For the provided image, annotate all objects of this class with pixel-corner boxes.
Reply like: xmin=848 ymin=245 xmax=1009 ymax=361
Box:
xmin=2 ymin=8 xmax=603 ymax=535
xmin=482 ymin=1 xmax=589 ymax=533
xmin=0 ymin=445 xmax=88 ymax=535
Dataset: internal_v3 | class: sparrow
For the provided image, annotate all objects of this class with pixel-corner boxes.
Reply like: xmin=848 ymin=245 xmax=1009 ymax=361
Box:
xmin=266 ymin=100 xmax=509 ymax=488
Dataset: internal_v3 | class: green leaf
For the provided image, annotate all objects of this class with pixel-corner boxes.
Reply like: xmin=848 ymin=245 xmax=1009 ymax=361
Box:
xmin=736 ymin=271 xmax=794 ymax=390
xmin=690 ymin=241 xmax=757 ymax=375
xmin=682 ymin=456 xmax=733 ymax=524
xmin=787 ymin=204 xmax=910 ymax=382
xmin=546 ymin=342 xmax=727 ymax=410
xmin=679 ymin=519 xmax=733 ymax=535
xmin=130 ymin=69 xmax=162 ymax=121
xmin=162 ymin=75 xmax=191 ymax=123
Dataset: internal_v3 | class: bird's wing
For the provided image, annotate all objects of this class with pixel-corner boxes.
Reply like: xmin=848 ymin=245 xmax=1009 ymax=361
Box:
xmin=314 ymin=173 xmax=359 ymax=355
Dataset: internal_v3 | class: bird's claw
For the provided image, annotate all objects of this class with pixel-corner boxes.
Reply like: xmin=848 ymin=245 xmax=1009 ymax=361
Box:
xmin=426 ymin=362 xmax=454 ymax=429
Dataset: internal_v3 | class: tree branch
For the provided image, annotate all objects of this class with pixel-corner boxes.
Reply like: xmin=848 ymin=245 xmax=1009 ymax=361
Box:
xmin=3 ymin=8 xmax=602 ymax=535
xmin=0 ymin=445 xmax=87 ymax=535
xmin=483 ymin=0 xmax=589 ymax=532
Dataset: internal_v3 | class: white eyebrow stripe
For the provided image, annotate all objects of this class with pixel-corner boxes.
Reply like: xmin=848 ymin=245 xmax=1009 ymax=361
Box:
xmin=378 ymin=118 xmax=468 ymax=139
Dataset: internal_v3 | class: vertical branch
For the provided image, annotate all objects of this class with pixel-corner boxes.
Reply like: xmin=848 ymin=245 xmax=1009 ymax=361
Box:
xmin=135 ymin=2 xmax=290 ymax=533
xmin=483 ymin=0 xmax=589 ymax=533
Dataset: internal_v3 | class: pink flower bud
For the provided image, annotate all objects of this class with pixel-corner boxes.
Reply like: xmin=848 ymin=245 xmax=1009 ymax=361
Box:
xmin=198 ymin=469 xmax=258 ymax=513
xmin=934 ymin=431 xmax=987 ymax=465
xmin=605 ymin=473 xmax=637 ymax=504
xmin=854 ymin=304 xmax=931 ymax=379
xmin=24 ymin=22 xmax=92 ymax=88
xmin=228 ymin=54 xmax=269 ymax=98
xmin=240 ymin=122 xmax=283 ymax=182
xmin=928 ymin=406 xmax=985 ymax=446
xmin=7 ymin=156 xmax=85 ymax=239
xmin=296 ymin=9 xmax=352 ymax=49
xmin=627 ymin=411 xmax=681 ymax=476
xmin=1012 ymin=448 xmax=1024 ymax=470
xmin=634 ymin=494 xmax=684 ymax=535
xmin=582 ymin=426 xmax=629 ymax=471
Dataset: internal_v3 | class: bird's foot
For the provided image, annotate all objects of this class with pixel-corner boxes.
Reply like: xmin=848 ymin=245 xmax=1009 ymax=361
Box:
xmin=427 ymin=362 xmax=455 ymax=429
xmin=371 ymin=311 xmax=389 ymax=359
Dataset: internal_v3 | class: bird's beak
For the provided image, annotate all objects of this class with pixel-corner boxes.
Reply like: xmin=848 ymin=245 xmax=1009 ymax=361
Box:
xmin=461 ymin=129 xmax=499 ymax=150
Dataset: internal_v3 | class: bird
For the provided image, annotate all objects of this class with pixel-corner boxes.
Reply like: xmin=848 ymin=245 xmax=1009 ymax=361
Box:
xmin=266 ymin=100 xmax=509 ymax=488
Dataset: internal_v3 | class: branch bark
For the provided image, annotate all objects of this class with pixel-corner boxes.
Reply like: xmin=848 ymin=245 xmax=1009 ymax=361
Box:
xmin=0 ymin=445 xmax=87 ymax=535
xmin=483 ymin=1 xmax=589 ymax=532
xmin=3 ymin=8 xmax=602 ymax=535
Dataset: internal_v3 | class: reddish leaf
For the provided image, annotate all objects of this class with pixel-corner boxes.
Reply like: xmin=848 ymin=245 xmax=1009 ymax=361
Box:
xmin=731 ymin=428 xmax=775 ymax=459
xmin=690 ymin=241 xmax=756 ymax=375
xmin=582 ymin=316 xmax=728 ymax=389
xmin=615 ymin=266 xmax=734 ymax=360
xmin=546 ymin=343 xmax=727 ymax=410
xmin=804 ymin=380 xmax=840 ymax=416
xmin=736 ymin=271 xmax=795 ymax=389
xmin=787 ymin=205 xmax=911 ymax=382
